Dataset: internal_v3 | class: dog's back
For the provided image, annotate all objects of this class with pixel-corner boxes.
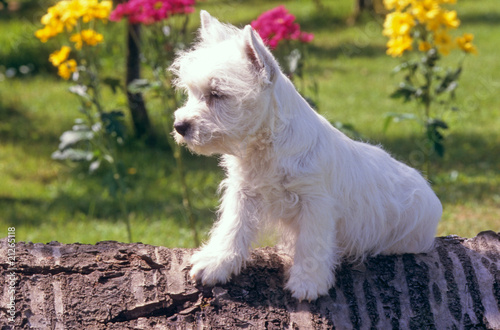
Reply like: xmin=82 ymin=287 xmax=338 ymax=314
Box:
xmin=321 ymin=126 xmax=442 ymax=259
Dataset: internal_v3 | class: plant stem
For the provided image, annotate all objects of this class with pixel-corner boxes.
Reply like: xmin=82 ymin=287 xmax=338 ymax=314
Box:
xmin=423 ymin=58 xmax=433 ymax=179
xmin=154 ymin=66 xmax=200 ymax=247
xmin=114 ymin=169 xmax=132 ymax=243
xmin=173 ymin=144 xmax=199 ymax=246
xmin=85 ymin=47 xmax=132 ymax=242
xmin=424 ymin=103 xmax=431 ymax=179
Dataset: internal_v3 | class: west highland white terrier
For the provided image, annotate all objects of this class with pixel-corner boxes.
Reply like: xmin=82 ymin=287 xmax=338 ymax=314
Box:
xmin=171 ymin=11 xmax=442 ymax=301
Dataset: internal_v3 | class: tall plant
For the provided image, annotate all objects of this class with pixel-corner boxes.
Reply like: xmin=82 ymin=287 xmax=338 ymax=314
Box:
xmin=251 ymin=6 xmax=314 ymax=100
xmin=36 ymin=0 xmax=134 ymax=242
xmin=110 ymin=0 xmax=200 ymax=246
xmin=251 ymin=5 xmax=360 ymax=139
xmin=382 ymin=0 xmax=477 ymax=176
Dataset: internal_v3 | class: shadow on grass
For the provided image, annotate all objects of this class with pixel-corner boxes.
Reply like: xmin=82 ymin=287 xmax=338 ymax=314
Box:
xmin=7 ymin=131 xmax=497 ymax=228
xmin=0 ymin=100 xmax=35 ymax=141
xmin=307 ymin=42 xmax=386 ymax=61
xmin=0 ymin=97 xmax=61 ymax=145
xmin=377 ymin=132 xmax=500 ymax=204
xmin=2 ymin=137 xmax=222 ymax=231
xmin=460 ymin=12 xmax=500 ymax=26
xmin=298 ymin=8 xmax=353 ymax=32
xmin=378 ymin=132 xmax=499 ymax=170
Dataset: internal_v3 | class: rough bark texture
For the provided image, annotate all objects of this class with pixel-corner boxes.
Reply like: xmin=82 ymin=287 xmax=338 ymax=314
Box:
xmin=1 ymin=231 xmax=499 ymax=329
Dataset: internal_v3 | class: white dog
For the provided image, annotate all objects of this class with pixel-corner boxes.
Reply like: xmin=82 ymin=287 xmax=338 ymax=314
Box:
xmin=171 ymin=11 xmax=442 ymax=301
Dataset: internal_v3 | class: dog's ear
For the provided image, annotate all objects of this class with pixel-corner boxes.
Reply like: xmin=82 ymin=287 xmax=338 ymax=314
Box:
xmin=243 ymin=25 xmax=276 ymax=84
xmin=199 ymin=10 xmax=227 ymax=43
xmin=200 ymin=10 xmax=214 ymax=31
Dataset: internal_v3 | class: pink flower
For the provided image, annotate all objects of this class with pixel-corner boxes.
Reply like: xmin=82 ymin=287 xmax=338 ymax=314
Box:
xmin=110 ymin=0 xmax=196 ymax=24
xmin=251 ymin=5 xmax=314 ymax=49
xmin=299 ymin=32 xmax=314 ymax=43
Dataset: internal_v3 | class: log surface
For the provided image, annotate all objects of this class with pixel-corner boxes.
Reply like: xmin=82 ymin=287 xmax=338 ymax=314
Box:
xmin=1 ymin=231 xmax=499 ymax=329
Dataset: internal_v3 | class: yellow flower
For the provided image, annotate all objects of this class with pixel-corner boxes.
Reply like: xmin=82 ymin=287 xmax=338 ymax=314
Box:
xmin=434 ymin=29 xmax=454 ymax=55
xmin=35 ymin=26 xmax=60 ymax=42
xmin=383 ymin=12 xmax=415 ymax=38
xmin=82 ymin=29 xmax=104 ymax=45
xmin=383 ymin=0 xmax=472 ymax=58
xmin=70 ymin=33 xmax=83 ymax=50
xmin=418 ymin=40 xmax=432 ymax=52
xmin=411 ymin=0 xmax=440 ymax=27
xmin=36 ymin=2 xmax=74 ymax=40
xmin=40 ymin=2 xmax=76 ymax=32
xmin=387 ymin=35 xmax=413 ymax=57
xmin=95 ymin=0 xmax=112 ymax=20
xmin=58 ymin=59 xmax=78 ymax=80
xmin=440 ymin=10 xmax=460 ymax=29
xmin=49 ymin=46 xmax=72 ymax=67
xmin=456 ymin=33 xmax=477 ymax=54
xmin=40 ymin=8 xmax=58 ymax=26
xmin=82 ymin=0 xmax=112 ymax=22
xmin=383 ymin=0 xmax=411 ymax=11
xmin=411 ymin=2 xmax=460 ymax=32
xmin=70 ymin=29 xmax=104 ymax=49
xmin=36 ymin=0 xmax=111 ymax=41
xmin=58 ymin=0 xmax=85 ymax=30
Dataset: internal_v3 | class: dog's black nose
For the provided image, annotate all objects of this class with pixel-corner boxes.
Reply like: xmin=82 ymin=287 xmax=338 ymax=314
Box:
xmin=174 ymin=121 xmax=190 ymax=136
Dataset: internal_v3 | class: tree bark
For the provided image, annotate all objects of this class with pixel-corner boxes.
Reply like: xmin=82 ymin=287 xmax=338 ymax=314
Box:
xmin=348 ymin=0 xmax=385 ymax=25
xmin=126 ymin=22 xmax=154 ymax=142
xmin=2 ymin=231 xmax=499 ymax=329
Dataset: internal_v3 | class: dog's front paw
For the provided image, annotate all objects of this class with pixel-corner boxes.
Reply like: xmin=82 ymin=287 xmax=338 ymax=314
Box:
xmin=189 ymin=249 xmax=243 ymax=286
xmin=285 ymin=266 xmax=333 ymax=301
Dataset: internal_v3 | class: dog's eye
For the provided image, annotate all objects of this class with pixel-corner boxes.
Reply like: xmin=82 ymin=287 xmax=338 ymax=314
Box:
xmin=210 ymin=90 xmax=222 ymax=99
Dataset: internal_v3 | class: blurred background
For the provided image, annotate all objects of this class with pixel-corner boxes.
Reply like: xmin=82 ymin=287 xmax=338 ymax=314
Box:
xmin=1 ymin=0 xmax=498 ymax=246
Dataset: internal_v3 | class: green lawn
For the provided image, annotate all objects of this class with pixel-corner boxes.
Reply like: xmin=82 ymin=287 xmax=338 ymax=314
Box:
xmin=1 ymin=0 xmax=498 ymax=246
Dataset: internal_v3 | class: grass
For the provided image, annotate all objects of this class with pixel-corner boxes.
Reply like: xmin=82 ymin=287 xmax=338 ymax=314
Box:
xmin=1 ymin=0 xmax=498 ymax=246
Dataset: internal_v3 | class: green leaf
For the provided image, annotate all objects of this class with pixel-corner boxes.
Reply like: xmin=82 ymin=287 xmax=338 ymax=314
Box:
xmin=390 ymin=83 xmax=418 ymax=102
xmin=104 ymin=155 xmax=114 ymax=164
xmin=425 ymin=119 xmax=448 ymax=158
xmin=101 ymin=110 xmax=126 ymax=140
xmin=286 ymin=49 xmax=302 ymax=76
xmin=383 ymin=112 xmax=418 ymax=132
xmin=72 ymin=124 xmax=90 ymax=131
xmin=435 ymin=67 xmax=462 ymax=95
xmin=392 ymin=61 xmax=418 ymax=74
xmin=423 ymin=48 xmax=439 ymax=67
xmin=52 ymin=149 xmax=93 ymax=161
xmin=127 ymin=79 xmax=162 ymax=94
xmin=103 ymin=77 xmax=123 ymax=94
xmin=58 ymin=130 xmax=94 ymax=150
xmin=89 ymin=160 xmax=101 ymax=173
xmin=433 ymin=141 xmax=445 ymax=157
xmin=427 ymin=118 xmax=449 ymax=130
xmin=69 ymin=85 xmax=91 ymax=101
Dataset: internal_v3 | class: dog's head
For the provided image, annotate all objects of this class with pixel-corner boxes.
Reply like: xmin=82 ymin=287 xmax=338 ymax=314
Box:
xmin=171 ymin=11 xmax=280 ymax=156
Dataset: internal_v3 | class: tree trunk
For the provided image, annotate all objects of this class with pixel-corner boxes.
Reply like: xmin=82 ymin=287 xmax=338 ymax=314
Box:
xmin=348 ymin=0 xmax=385 ymax=25
xmin=126 ymin=22 xmax=154 ymax=142
xmin=2 ymin=231 xmax=499 ymax=329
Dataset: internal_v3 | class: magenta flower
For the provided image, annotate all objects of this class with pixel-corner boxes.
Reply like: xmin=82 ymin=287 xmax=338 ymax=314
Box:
xmin=110 ymin=0 xmax=196 ymax=24
xmin=251 ymin=5 xmax=314 ymax=49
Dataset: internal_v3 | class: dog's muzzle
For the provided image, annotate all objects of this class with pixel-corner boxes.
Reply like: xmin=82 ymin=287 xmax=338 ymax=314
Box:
xmin=174 ymin=121 xmax=190 ymax=136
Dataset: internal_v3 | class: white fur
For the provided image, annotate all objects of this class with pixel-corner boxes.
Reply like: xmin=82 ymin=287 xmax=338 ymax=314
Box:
xmin=171 ymin=11 xmax=442 ymax=301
